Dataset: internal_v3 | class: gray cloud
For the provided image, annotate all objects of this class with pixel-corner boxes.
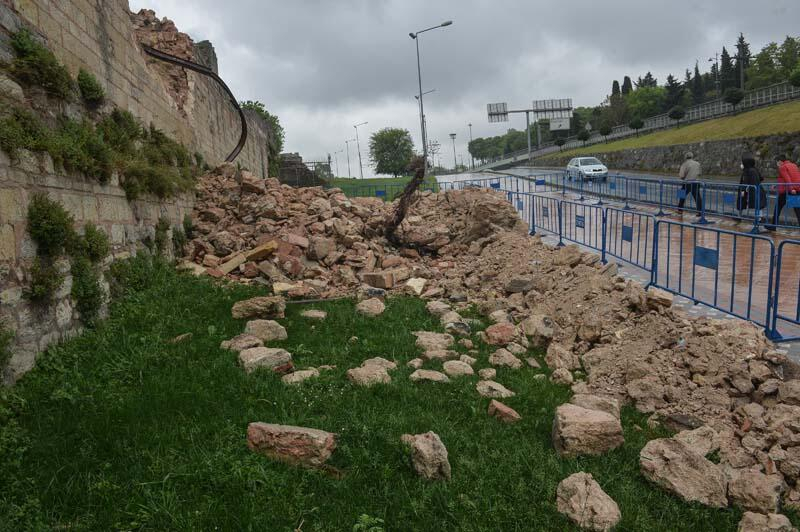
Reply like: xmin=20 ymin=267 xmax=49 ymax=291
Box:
xmin=131 ymin=0 xmax=799 ymax=176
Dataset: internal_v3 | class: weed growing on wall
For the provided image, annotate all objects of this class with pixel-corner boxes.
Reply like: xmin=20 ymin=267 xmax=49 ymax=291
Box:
xmin=9 ymin=29 xmax=73 ymax=100
xmin=24 ymin=258 xmax=64 ymax=302
xmin=77 ymin=69 xmax=105 ymax=107
xmin=26 ymin=194 xmax=75 ymax=257
xmin=70 ymin=256 xmax=104 ymax=326
xmin=0 ymin=324 xmax=15 ymax=370
xmin=154 ymin=217 xmax=171 ymax=256
xmin=75 ymin=223 xmax=110 ymax=264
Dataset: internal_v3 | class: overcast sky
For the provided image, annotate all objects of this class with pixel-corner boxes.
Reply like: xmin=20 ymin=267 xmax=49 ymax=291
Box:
xmin=130 ymin=0 xmax=798 ymax=178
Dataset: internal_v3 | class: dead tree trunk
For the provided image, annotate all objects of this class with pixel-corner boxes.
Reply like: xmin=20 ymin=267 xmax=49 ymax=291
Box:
xmin=385 ymin=156 xmax=426 ymax=246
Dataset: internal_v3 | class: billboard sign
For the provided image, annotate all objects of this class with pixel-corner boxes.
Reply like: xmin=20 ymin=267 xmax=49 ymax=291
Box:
xmin=550 ymin=117 xmax=570 ymax=131
xmin=532 ymin=98 xmax=573 ymax=119
xmin=487 ymin=102 xmax=509 ymax=123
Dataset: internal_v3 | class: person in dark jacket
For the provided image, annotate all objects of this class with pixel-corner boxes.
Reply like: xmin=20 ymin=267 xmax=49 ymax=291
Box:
xmin=738 ymin=153 xmax=766 ymax=221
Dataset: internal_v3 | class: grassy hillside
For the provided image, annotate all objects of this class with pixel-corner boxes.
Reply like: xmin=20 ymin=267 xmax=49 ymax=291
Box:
xmin=545 ymin=100 xmax=800 ymax=160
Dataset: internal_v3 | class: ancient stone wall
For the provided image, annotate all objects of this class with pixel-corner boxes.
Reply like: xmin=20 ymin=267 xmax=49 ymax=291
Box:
xmin=0 ymin=0 xmax=274 ymax=384
xmin=0 ymin=0 xmax=270 ymax=174
xmin=542 ymin=133 xmax=800 ymax=178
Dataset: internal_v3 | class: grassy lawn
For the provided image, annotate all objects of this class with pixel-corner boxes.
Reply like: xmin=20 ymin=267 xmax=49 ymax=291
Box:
xmin=545 ymin=100 xmax=800 ymax=161
xmin=0 ymin=257 xmax=760 ymax=530
xmin=329 ymin=176 xmax=439 ymax=199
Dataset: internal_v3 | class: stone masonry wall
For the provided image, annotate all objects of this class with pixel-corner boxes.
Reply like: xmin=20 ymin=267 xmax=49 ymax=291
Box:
xmin=0 ymin=146 xmax=194 ymax=385
xmin=0 ymin=0 xmax=270 ymax=174
xmin=542 ymin=132 xmax=800 ymax=178
xmin=0 ymin=0 xmax=274 ymax=384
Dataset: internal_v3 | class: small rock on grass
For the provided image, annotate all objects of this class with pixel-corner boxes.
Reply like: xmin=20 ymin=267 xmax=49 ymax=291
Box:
xmin=506 ymin=342 xmax=527 ymax=355
xmin=551 ymin=368 xmax=574 ymax=385
xmin=356 ymin=297 xmax=385 ymax=317
xmin=488 ymin=400 xmax=521 ymax=423
xmin=220 ymin=333 xmax=263 ymax=351
xmin=301 ymin=309 xmax=327 ymax=320
xmin=282 ymin=368 xmax=320 ymax=385
xmin=526 ymin=357 xmax=541 ymax=368
xmin=552 ymin=404 xmax=624 ymax=457
xmin=413 ymin=331 xmax=454 ymax=351
xmin=401 ymin=431 xmax=451 ymax=481
xmin=423 ymin=349 xmax=459 ymax=361
xmin=347 ymin=365 xmax=391 ymax=386
xmin=459 ymin=354 xmax=477 ymax=366
xmin=443 ymin=360 xmax=474 ymax=377
xmin=489 ymin=348 xmax=522 ymax=369
xmin=247 ymin=422 xmax=335 ymax=468
xmin=476 ymin=380 xmax=515 ymax=398
xmin=361 ymin=357 xmax=397 ymax=370
xmin=410 ymin=369 xmax=450 ymax=383
xmin=232 ymin=296 xmax=286 ymax=319
xmin=459 ymin=338 xmax=474 ymax=349
xmin=239 ymin=347 xmax=293 ymax=374
xmin=569 ymin=394 xmax=621 ymax=419
xmin=556 ymin=472 xmax=621 ymax=531
xmin=478 ymin=368 xmax=496 ymax=380
xmin=407 ymin=358 xmax=424 ymax=369
xmin=245 ymin=320 xmax=288 ymax=342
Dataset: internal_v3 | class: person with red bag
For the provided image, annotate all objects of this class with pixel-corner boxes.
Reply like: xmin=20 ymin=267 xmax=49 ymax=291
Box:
xmin=765 ymin=154 xmax=800 ymax=230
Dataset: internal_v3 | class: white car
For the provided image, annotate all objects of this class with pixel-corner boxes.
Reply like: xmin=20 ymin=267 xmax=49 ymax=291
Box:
xmin=566 ymin=157 xmax=609 ymax=182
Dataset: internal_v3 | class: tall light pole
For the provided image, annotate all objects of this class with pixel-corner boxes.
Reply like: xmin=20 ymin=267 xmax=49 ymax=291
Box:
xmin=410 ymin=20 xmax=453 ymax=176
xmin=333 ymin=149 xmax=343 ymax=177
xmin=708 ymin=54 xmax=720 ymax=95
xmin=345 ymin=138 xmax=356 ymax=178
xmin=449 ymin=133 xmax=457 ymax=169
xmin=468 ymin=122 xmax=474 ymax=169
xmin=353 ymin=121 xmax=367 ymax=179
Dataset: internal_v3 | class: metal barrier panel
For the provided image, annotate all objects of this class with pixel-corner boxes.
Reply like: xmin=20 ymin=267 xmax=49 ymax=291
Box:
xmin=560 ymin=200 xmax=604 ymax=252
xmin=652 ymin=220 xmax=775 ymax=327
xmin=529 ymin=194 xmax=562 ymax=238
xmin=661 ymin=180 xmax=702 ymax=214
xmin=605 ymin=207 xmax=656 ymax=271
xmin=770 ymin=240 xmax=800 ymax=342
xmin=701 ymin=183 xmax=758 ymax=225
xmin=761 ymin=184 xmax=800 ymax=230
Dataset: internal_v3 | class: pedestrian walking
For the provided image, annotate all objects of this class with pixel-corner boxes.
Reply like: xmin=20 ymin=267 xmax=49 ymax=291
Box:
xmin=677 ymin=151 xmax=703 ymax=215
xmin=765 ymin=154 xmax=800 ymax=230
xmin=737 ymin=152 xmax=766 ymax=222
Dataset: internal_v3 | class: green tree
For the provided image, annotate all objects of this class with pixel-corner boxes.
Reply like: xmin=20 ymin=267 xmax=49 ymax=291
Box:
xmin=621 ymin=76 xmax=633 ymax=95
xmin=735 ymin=32 xmax=751 ymax=88
xmin=720 ymin=47 xmax=735 ymax=91
xmin=692 ymin=62 xmax=705 ymax=103
xmin=723 ymin=87 xmax=745 ymax=112
xmin=664 ymin=74 xmax=684 ymax=110
xmin=577 ymin=129 xmax=590 ymax=146
xmin=611 ymin=80 xmax=621 ymax=98
xmin=778 ymin=36 xmax=800 ymax=79
xmin=368 ymin=127 xmax=414 ymax=177
xmin=599 ymin=122 xmax=612 ymax=142
xmin=790 ymin=65 xmax=800 ymax=87
xmin=668 ymin=105 xmax=686 ymax=127
xmin=635 ymin=71 xmax=658 ymax=88
xmin=555 ymin=138 xmax=566 ymax=151
xmin=629 ymin=116 xmax=644 ymax=136
xmin=240 ymin=100 xmax=284 ymax=177
xmin=626 ymin=86 xmax=666 ymax=118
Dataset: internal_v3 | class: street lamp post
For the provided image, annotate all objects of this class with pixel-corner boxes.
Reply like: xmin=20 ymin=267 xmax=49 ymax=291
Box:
xmin=333 ymin=149 xmax=343 ymax=178
xmin=708 ymin=54 xmax=720 ymax=95
xmin=345 ymin=138 xmax=356 ymax=178
xmin=410 ymin=20 xmax=452 ymax=176
xmin=353 ymin=122 xmax=367 ymax=179
xmin=449 ymin=133 xmax=457 ymax=170
xmin=468 ymin=122 xmax=474 ymax=169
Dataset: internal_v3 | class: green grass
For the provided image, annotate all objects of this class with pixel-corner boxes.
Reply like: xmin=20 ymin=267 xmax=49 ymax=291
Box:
xmin=330 ymin=176 xmax=439 ymax=199
xmin=546 ymin=100 xmax=800 ymax=160
xmin=0 ymin=259 xmax=768 ymax=530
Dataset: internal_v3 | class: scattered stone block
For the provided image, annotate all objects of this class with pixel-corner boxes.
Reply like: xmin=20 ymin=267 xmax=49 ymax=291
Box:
xmin=476 ymin=380 xmax=515 ymax=398
xmin=488 ymin=400 xmax=521 ymax=423
xmin=552 ymin=404 xmax=624 ymax=457
xmin=443 ymin=360 xmax=474 ymax=377
xmin=413 ymin=331 xmax=454 ymax=351
xmin=244 ymin=319 xmax=287 ymax=342
xmin=401 ymin=431 xmax=451 ymax=481
xmin=478 ymin=368 xmax=496 ymax=380
xmin=556 ymin=472 xmax=621 ymax=531
xmin=247 ymin=422 xmax=336 ymax=467
xmin=728 ymin=469 xmax=784 ymax=514
xmin=356 ymin=297 xmax=385 ymax=316
xmin=301 ymin=309 xmax=327 ymax=320
xmin=347 ymin=365 xmax=391 ymax=386
xmin=282 ymin=368 xmax=320 ymax=385
xmin=737 ymin=512 xmax=796 ymax=532
xmin=232 ymin=296 xmax=286 ymax=319
xmin=410 ymin=369 xmax=450 ymax=383
xmin=489 ymin=348 xmax=522 ymax=369
xmin=239 ymin=347 xmax=292 ymax=374
xmin=570 ymin=394 xmax=621 ymax=419
xmin=220 ymin=333 xmax=263 ymax=352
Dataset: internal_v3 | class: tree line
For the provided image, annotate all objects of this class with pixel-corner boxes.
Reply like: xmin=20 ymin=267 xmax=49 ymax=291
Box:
xmin=468 ymin=33 xmax=800 ymax=162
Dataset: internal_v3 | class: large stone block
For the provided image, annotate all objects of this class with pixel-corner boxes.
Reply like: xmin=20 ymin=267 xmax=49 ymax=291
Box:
xmin=552 ymin=404 xmax=624 ymax=457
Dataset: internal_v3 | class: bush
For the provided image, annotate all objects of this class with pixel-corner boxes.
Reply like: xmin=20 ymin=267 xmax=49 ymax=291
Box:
xmin=0 ymin=108 xmax=50 ymax=158
xmin=577 ymin=129 xmax=590 ymax=145
xmin=182 ymin=214 xmax=194 ymax=239
xmin=49 ymin=118 xmax=113 ymax=182
xmin=724 ymin=88 xmax=745 ymax=110
xmin=172 ymin=227 xmax=187 ymax=257
xmin=25 ymin=257 xmax=64 ymax=302
xmin=71 ymin=223 xmax=109 ymax=264
xmin=26 ymin=193 xmax=75 ymax=257
xmin=0 ymin=325 xmax=13 ymax=369
xmin=70 ymin=256 xmax=104 ymax=326
xmin=9 ymin=29 xmax=73 ymax=100
xmin=97 ymin=109 xmax=141 ymax=154
xmin=107 ymin=254 xmax=171 ymax=299
xmin=77 ymin=69 xmax=105 ymax=107
xmin=154 ymin=218 xmax=171 ymax=256
xmin=668 ymin=106 xmax=686 ymax=127
xmin=629 ymin=117 xmax=644 ymax=135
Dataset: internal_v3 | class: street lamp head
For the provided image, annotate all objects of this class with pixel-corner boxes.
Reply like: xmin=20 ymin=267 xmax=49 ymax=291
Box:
xmin=449 ymin=133 xmax=456 ymax=139
xmin=441 ymin=20 xmax=453 ymax=27
xmin=409 ymin=32 xmax=416 ymax=39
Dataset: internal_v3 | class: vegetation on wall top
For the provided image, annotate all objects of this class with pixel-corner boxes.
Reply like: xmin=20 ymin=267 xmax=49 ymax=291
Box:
xmin=8 ymin=28 xmax=73 ymax=100
xmin=240 ymin=100 xmax=284 ymax=177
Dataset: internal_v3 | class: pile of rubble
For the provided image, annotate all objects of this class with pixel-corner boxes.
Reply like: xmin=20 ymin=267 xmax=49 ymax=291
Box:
xmin=187 ymin=163 xmax=800 ymax=519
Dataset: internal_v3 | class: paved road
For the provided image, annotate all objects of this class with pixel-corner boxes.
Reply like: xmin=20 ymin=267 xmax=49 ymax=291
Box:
xmin=437 ymin=171 xmax=800 ymax=360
